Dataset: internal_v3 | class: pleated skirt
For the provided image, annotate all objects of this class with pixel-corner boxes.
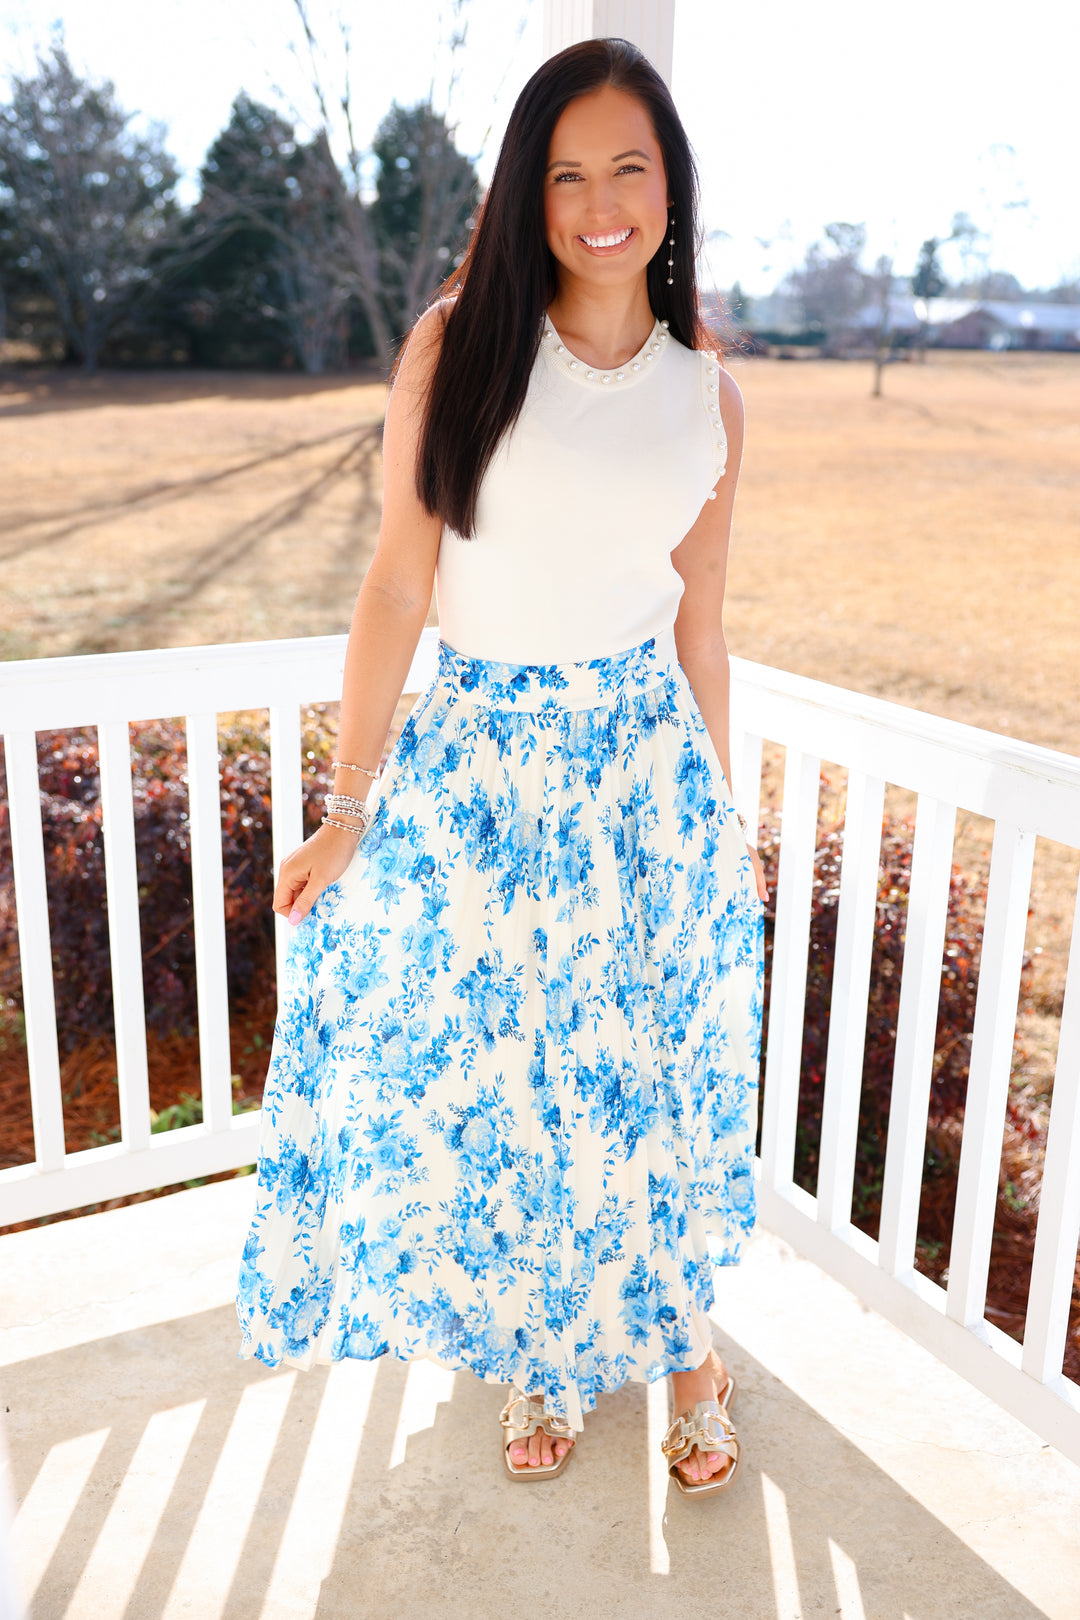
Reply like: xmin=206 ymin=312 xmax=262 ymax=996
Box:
xmin=236 ymin=627 xmax=764 ymax=1429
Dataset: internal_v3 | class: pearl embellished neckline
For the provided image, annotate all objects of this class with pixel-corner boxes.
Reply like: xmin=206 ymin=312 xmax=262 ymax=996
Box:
xmin=542 ymin=316 xmax=668 ymax=388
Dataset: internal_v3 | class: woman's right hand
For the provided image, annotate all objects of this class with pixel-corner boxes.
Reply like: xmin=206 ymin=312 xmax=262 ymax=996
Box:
xmin=272 ymin=823 xmax=362 ymax=926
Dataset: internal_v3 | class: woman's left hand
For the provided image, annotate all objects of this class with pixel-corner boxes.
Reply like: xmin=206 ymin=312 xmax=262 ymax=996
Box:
xmin=746 ymin=842 xmax=768 ymax=903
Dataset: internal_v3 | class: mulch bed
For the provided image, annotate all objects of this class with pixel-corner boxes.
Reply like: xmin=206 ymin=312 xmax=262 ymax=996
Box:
xmin=0 ymin=988 xmax=276 ymax=1233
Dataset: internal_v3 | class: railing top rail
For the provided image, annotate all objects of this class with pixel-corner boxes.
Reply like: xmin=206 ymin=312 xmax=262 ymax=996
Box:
xmin=731 ymin=655 xmax=1080 ymax=787
xmin=731 ymin=656 xmax=1080 ymax=845
xmin=0 ymin=632 xmax=355 ymax=731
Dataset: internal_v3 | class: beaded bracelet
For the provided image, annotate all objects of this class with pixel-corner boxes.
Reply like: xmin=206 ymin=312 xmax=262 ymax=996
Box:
xmin=337 ymin=800 xmax=370 ymax=823
xmin=321 ymin=815 xmax=367 ymax=837
xmin=332 ymin=758 xmax=379 ymax=778
xmin=325 ymin=793 xmax=369 ymax=817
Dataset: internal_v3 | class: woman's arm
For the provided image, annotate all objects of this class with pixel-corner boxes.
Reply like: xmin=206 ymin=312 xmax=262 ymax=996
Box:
xmin=272 ymin=304 xmax=447 ymax=924
xmin=671 ymin=367 xmax=767 ymax=901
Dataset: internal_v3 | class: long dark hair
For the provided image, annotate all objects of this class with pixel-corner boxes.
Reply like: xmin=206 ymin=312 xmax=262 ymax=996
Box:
xmin=414 ymin=37 xmax=714 ymax=538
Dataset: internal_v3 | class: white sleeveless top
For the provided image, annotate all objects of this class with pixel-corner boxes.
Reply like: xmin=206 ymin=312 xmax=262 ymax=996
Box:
xmin=434 ymin=316 xmax=728 ymax=664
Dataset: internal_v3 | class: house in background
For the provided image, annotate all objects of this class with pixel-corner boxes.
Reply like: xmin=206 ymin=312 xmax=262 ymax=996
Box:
xmin=927 ymin=299 xmax=1080 ymax=351
xmin=736 ymin=288 xmax=1080 ymax=352
xmin=845 ymin=295 xmax=1080 ymax=351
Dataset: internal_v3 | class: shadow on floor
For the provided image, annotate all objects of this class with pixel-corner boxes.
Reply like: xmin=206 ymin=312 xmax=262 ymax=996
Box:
xmin=4 ymin=1303 xmax=1041 ymax=1620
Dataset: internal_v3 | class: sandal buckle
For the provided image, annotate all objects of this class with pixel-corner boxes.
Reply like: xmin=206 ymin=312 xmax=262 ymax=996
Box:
xmin=498 ymin=1389 xmax=573 ymax=1440
xmin=499 ymin=1392 xmax=536 ymax=1431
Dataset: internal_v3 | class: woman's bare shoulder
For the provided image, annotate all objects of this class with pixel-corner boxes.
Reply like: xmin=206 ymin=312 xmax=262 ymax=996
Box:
xmin=712 ymin=358 xmax=744 ymax=419
xmin=391 ymin=299 xmax=455 ymax=406
xmin=396 ymin=298 xmax=454 ymax=377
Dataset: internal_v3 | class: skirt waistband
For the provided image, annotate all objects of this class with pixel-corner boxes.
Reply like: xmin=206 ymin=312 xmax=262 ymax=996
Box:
xmin=436 ymin=627 xmax=679 ymax=711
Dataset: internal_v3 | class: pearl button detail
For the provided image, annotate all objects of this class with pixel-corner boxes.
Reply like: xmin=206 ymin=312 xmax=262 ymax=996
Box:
xmin=569 ymin=360 xmax=578 ymax=369
xmin=585 ymin=369 xmax=595 ymax=379
xmin=707 ymin=490 xmax=718 ymax=500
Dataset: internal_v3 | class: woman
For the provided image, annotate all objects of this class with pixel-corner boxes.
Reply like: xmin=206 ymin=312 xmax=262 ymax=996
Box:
xmin=236 ymin=36 xmax=766 ymax=1496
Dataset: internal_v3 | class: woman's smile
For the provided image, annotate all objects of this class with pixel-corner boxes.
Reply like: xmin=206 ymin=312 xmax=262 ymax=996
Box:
xmin=578 ymin=225 xmax=636 ymax=254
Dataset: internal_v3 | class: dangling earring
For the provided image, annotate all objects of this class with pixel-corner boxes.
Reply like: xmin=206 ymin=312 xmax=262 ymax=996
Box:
xmin=666 ymin=212 xmax=675 ymax=285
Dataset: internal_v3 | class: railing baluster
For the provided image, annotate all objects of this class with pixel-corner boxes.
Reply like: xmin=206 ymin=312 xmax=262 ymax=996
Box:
xmin=185 ymin=712 xmax=233 ymax=1134
xmin=878 ymin=794 xmax=956 ymax=1275
xmin=733 ymin=729 xmax=763 ymax=844
xmin=1022 ymin=886 xmax=1080 ymax=1384
xmin=269 ymin=703 xmax=304 ymax=999
xmin=947 ymin=821 xmax=1037 ymax=1328
xmin=759 ymin=747 xmax=820 ymax=1191
xmin=98 ymin=719 xmax=151 ymax=1154
xmin=817 ymin=769 xmax=886 ymax=1231
xmin=4 ymin=730 xmax=65 ymax=1172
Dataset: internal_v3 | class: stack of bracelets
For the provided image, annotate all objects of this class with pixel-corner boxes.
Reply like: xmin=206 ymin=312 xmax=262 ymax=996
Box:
xmin=321 ymin=758 xmax=380 ymax=840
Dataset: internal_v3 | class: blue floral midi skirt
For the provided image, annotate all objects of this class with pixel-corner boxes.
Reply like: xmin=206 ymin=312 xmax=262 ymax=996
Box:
xmin=236 ymin=627 xmax=764 ymax=1429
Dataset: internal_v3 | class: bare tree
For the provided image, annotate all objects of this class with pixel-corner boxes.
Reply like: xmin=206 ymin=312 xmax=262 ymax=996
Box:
xmin=279 ymin=0 xmax=478 ymax=366
xmin=0 ymin=43 xmax=177 ymax=371
xmin=1046 ymin=276 xmax=1080 ymax=306
xmin=868 ymin=253 xmax=896 ymax=397
xmin=370 ymin=101 xmax=479 ymax=339
xmin=784 ymin=222 xmax=869 ymax=351
xmin=271 ymin=137 xmax=352 ymax=371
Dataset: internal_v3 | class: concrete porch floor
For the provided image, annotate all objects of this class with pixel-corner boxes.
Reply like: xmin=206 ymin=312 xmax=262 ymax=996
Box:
xmin=2 ymin=1176 xmax=1078 ymax=1620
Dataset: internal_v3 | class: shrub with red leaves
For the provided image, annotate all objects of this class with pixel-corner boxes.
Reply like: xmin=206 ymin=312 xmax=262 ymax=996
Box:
xmin=0 ymin=710 xmax=340 ymax=1047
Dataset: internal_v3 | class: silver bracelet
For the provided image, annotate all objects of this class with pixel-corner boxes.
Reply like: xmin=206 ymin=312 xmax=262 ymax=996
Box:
xmin=325 ymin=793 xmax=369 ymax=817
xmin=332 ymin=758 xmax=379 ymax=778
xmin=321 ymin=815 xmax=366 ymax=837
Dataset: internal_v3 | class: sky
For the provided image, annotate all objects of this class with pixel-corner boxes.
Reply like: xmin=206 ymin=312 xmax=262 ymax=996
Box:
xmin=1 ymin=0 xmax=1076 ymax=297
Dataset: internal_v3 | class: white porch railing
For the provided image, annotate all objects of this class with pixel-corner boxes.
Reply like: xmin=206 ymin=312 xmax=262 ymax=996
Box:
xmin=2 ymin=631 xmax=1079 ymax=1467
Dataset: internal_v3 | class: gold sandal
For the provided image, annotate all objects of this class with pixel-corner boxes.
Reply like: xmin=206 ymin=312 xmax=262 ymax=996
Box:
xmin=661 ymin=1362 xmax=741 ymax=1498
xmin=498 ymin=1387 xmax=576 ymax=1480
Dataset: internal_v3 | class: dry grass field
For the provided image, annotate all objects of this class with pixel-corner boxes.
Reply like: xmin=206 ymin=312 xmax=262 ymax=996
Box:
xmin=2 ymin=349 xmax=1077 ymax=744
xmin=1 ymin=351 xmax=1078 ymax=1348
xmin=728 ymin=350 xmax=1080 ymax=757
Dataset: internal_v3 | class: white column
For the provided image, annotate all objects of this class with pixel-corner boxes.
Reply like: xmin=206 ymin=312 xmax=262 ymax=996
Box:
xmin=544 ymin=0 xmax=676 ymax=86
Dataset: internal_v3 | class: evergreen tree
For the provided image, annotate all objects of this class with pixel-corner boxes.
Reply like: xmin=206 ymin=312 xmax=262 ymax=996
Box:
xmin=911 ymin=238 xmax=947 ymax=301
xmin=0 ymin=196 xmax=45 ymax=352
xmin=175 ymin=94 xmax=299 ymax=368
xmin=728 ymin=280 xmax=752 ymax=324
xmin=180 ymin=94 xmax=356 ymax=373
